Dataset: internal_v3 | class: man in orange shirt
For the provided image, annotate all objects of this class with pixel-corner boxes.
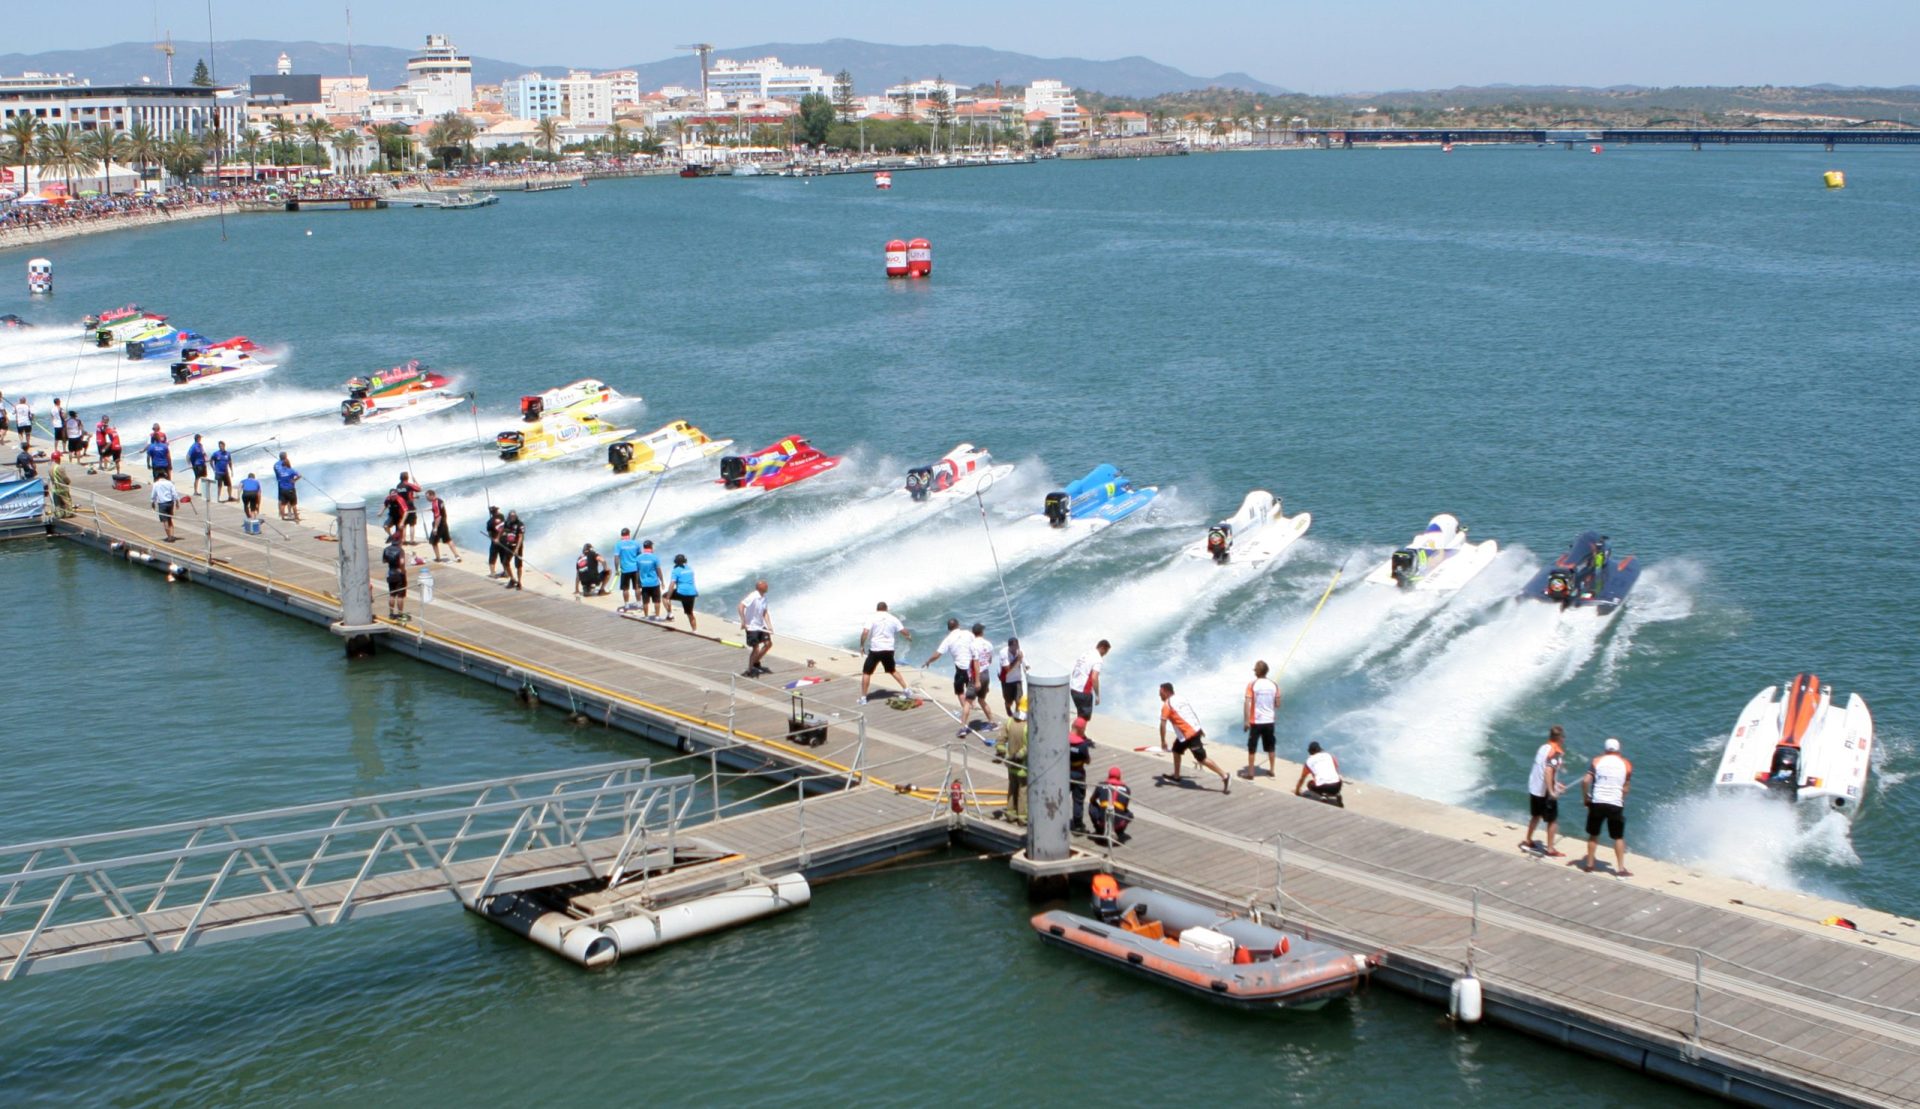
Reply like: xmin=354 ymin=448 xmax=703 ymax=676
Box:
xmin=1158 ymin=682 xmax=1231 ymax=794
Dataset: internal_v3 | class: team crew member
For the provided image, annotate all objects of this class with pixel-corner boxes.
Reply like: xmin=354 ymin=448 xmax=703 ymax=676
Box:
xmin=1088 ymin=767 xmax=1133 ymax=844
xmin=499 ymin=510 xmax=525 ymax=589
xmin=612 ymin=529 xmax=642 ymax=608
xmin=239 ymin=472 xmax=263 ymax=526
xmin=968 ymin=624 xmax=998 ymax=730
xmin=273 ymin=452 xmax=300 ymax=522
xmin=145 ymin=430 xmax=172 ymax=479
xmin=996 ymin=637 xmax=1025 ymax=717
xmin=11 ymin=397 xmax=29 ymax=450
xmin=187 ymin=434 xmax=208 ymax=489
xmin=1294 ymin=741 xmax=1344 ymax=806
xmin=393 ymin=472 xmax=423 ymax=544
xmin=150 ymin=472 xmax=179 ymax=541
xmin=1069 ymin=640 xmax=1110 ymax=719
xmin=1069 ymin=715 xmax=1093 ymax=833
xmin=425 ymin=490 xmax=459 ymax=562
xmin=1158 ymin=682 xmax=1231 ymax=793
xmin=211 ymin=440 xmax=234 ymax=502
xmin=13 ymin=445 xmax=34 ymax=479
xmin=665 ymin=554 xmax=698 ymax=629
xmin=65 ymin=412 xmax=86 ymax=458
xmin=574 ymin=543 xmax=610 ymax=596
xmin=1522 ymin=725 xmax=1569 ymax=857
xmin=1578 ymin=738 xmax=1634 ymax=878
xmin=1242 ymin=659 xmax=1281 ymax=779
xmin=857 ymin=601 xmax=912 ymax=704
xmin=485 ymin=507 xmax=506 ymax=577
xmin=382 ymin=531 xmax=409 ymax=620
xmin=636 ymin=540 xmax=664 ymax=618
xmin=738 ymin=580 xmax=773 ymax=677
xmin=924 ymin=619 xmax=975 ymax=734
xmin=994 ymin=707 xmax=1028 ymax=823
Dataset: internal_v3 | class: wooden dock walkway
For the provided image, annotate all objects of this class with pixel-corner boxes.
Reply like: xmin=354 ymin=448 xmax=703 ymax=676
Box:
xmin=41 ymin=469 xmax=1920 ymax=1107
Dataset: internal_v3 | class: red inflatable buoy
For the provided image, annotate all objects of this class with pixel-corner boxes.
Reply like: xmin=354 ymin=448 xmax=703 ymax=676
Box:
xmin=885 ymin=239 xmax=909 ymax=278
xmin=907 ymin=237 xmax=932 ymax=278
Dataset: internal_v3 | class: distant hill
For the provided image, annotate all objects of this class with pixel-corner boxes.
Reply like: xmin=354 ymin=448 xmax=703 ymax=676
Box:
xmin=619 ymin=39 xmax=1290 ymax=98
xmin=0 ymin=37 xmax=1285 ymax=98
xmin=0 ymin=39 xmax=564 ymax=90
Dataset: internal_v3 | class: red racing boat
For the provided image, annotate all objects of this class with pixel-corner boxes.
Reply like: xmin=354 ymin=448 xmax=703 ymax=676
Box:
xmin=718 ymin=436 xmax=841 ymax=491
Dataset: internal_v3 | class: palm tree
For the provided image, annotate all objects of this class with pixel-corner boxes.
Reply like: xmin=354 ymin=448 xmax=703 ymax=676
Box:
xmin=160 ymin=129 xmax=205 ymax=186
xmin=125 ymin=121 xmax=161 ymax=189
xmin=4 ymin=115 xmax=41 ymax=193
xmin=534 ymin=117 xmax=561 ymax=162
xmin=237 ymin=127 xmax=264 ymax=180
xmin=372 ymin=123 xmax=412 ymax=171
xmin=267 ymin=116 xmax=297 ymax=167
xmin=35 ymin=125 xmax=93 ymax=196
xmin=302 ymin=118 xmax=335 ymax=168
xmin=608 ymin=121 xmax=627 ymax=158
xmin=330 ymin=130 xmax=362 ymax=175
xmin=78 ymin=127 xmax=131 ymax=194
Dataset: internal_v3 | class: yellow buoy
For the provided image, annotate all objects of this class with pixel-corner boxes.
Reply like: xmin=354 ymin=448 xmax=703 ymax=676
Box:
xmin=1824 ymin=170 xmax=1846 ymax=189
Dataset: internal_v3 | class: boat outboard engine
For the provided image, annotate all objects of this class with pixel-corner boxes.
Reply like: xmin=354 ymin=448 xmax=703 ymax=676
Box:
xmin=1545 ymin=569 xmax=1575 ymax=608
xmin=1043 ymin=491 xmax=1070 ymax=528
xmin=1766 ymin=746 xmax=1801 ymax=793
xmin=1206 ymin=524 xmax=1233 ymax=565
xmin=82 ymin=315 xmax=100 ymax=331
xmin=1091 ymin=874 xmax=1122 ymax=924
xmin=1390 ymin=549 xmax=1419 ymax=588
xmin=719 ymin=455 xmax=749 ymax=489
xmin=341 ymin=397 xmax=367 ymax=424
xmin=608 ymin=441 xmax=635 ymax=473
xmin=495 ymin=430 xmax=526 ymax=460
xmin=519 ymin=395 xmax=544 ymax=423
xmin=904 ymin=466 xmax=933 ymax=501
xmin=169 ymin=362 xmax=193 ymax=384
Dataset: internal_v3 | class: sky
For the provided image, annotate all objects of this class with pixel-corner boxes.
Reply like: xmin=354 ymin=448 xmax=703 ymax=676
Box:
xmin=5 ymin=0 xmax=1917 ymax=92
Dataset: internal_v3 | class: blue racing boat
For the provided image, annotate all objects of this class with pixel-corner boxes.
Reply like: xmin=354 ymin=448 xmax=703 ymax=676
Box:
xmin=127 ymin=328 xmax=208 ymax=361
xmin=1041 ymin=463 xmax=1159 ymax=530
xmin=1522 ymin=531 xmax=1642 ymax=614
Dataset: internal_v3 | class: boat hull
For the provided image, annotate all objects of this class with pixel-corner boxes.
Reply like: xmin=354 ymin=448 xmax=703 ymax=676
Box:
xmin=1714 ymin=677 xmax=1873 ymax=811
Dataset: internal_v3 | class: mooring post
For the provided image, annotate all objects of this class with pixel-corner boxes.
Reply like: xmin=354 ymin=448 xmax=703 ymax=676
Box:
xmin=1025 ymin=672 xmax=1071 ymax=896
xmin=334 ymin=503 xmax=378 ymax=657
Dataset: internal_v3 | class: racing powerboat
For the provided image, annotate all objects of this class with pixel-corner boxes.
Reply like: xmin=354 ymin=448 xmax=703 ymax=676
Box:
xmin=718 ymin=436 xmax=841 ymax=491
xmin=0 ymin=314 xmax=30 ymax=329
xmin=607 ymin=420 xmax=733 ymax=474
xmin=82 ymin=305 xmax=143 ymax=332
xmin=1522 ymin=531 xmax=1641 ymax=613
xmin=1363 ymin=513 xmax=1499 ymax=590
xmin=901 ymin=443 xmax=1014 ymax=502
xmin=127 ymin=328 xmax=207 ymax=361
xmin=1714 ymin=674 xmax=1873 ymax=812
xmin=1037 ymin=464 xmax=1157 ymax=532
xmin=497 ymin=413 xmax=634 ymax=461
xmin=519 ymin=379 xmax=621 ymax=423
xmin=1184 ymin=491 xmax=1309 ymax=568
xmin=342 ymin=361 xmax=459 ymax=424
xmin=95 ymin=313 xmax=166 ymax=348
xmin=170 ymin=337 xmax=276 ymax=386
xmin=1033 ymin=881 xmax=1376 ymax=1010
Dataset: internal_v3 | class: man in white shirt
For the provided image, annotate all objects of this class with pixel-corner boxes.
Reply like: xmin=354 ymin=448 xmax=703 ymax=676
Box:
xmin=1522 ymin=725 xmax=1569 ymax=857
xmin=922 ymin=618 xmax=976 ymax=736
xmin=1294 ymin=741 xmax=1343 ymax=807
xmin=968 ymin=623 xmax=998 ymax=731
xmin=738 ymin=579 xmax=772 ymax=678
xmin=995 ymin=637 xmax=1025 ymax=717
xmin=1578 ymin=737 xmax=1634 ymax=878
xmin=1068 ymin=640 xmax=1110 ymax=719
xmin=1242 ymin=659 xmax=1281 ymax=780
xmin=857 ymin=601 xmax=911 ymax=704
xmin=150 ymin=473 xmax=179 ymax=542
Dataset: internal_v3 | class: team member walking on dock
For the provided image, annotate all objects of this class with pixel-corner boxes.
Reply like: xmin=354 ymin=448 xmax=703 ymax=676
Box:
xmin=1242 ymin=660 xmax=1281 ymax=779
xmin=393 ymin=473 xmax=423 ymax=545
xmin=637 ymin=540 xmax=664 ymax=619
xmin=925 ymin=619 xmax=975 ymax=731
xmin=211 ymin=441 xmax=233 ymax=502
xmin=968 ymin=624 xmax=998 ymax=731
xmin=187 ymin=435 xmax=208 ymax=491
xmin=485 ymin=507 xmax=506 ymax=577
xmin=273 ymin=452 xmax=301 ymax=523
xmin=1295 ymin=741 xmax=1344 ymax=806
xmin=65 ymin=412 xmax=86 ymax=459
xmin=1070 ymin=640 xmax=1109 ymax=719
xmin=98 ymin=419 xmax=121 ymax=474
xmin=996 ymin=637 xmax=1025 ymax=718
xmin=12 ymin=444 xmax=33 ymax=479
xmin=1158 ymin=682 xmax=1231 ymax=793
xmin=1522 ymin=725 xmax=1569 ymax=857
xmin=665 ymin=553 xmax=697 ymax=629
xmin=382 ymin=531 xmax=409 ymax=620
xmin=425 ymin=490 xmax=459 ymax=562
xmin=1578 ymin=738 xmax=1633 ymax=878
xmin=150 ymin=472 xmax=179 ymax=541
xmin=499 ymin=511 xmax=525 ymax=589
xmin=739 ymin=581 xmax=774 ymax=676
xmin=11 ymin=397 xmax=29 ymax=451
xmin=857 ymin=601 xmax=911 ymax=704
xmin=145 ymin=428 xmax=172 ymax=479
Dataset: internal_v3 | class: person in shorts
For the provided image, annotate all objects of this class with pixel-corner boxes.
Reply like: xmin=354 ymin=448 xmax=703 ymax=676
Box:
xmin=1069 ymin=640 xmax=1109 ymax=719
xmin=636 ymin=539 xmax=664 ymax=617
xmin=738 ymin=579 xmax=773 ymax=677
xmin=273 ymin=452 xmax=300 ymax=522
xmin=612 ymin=529 xmax=641 ymax=608
xmin=381 ymin=531 xmax=409 ymax=620
xmin=996 ymin=636 xmax=1025 ymax=717
xmin=1578 ymin=738 xmax=1633 ymax=878
xmin=1157 ymin=681 xmax=1231 ymax=793
xmin=968 ymin=624 xmax=998 ymax=727
xmin=211 ymin=440 xmax=234 ymax=502
xmin=239 ymin=473 xmax=262 ymax=523
xmin=425 ymin=490 xmax=459 ymax=562
xmin=1522 ymin=725 xmax=1568 ymax=856
xmin=923 ymin=618 xmax=975 ymax=736
xmin=857 ymin=601 xmax=911 ymax=704
xmin=665 ymin=553 xmax=698 ymax=629
xmin=1242 ymin=659 xmax=1281 ymax=779
xmin=1295 ymin=741 xmax=1344 ymax=806
xmin=150 ymin=472 xmax=179 ymax=541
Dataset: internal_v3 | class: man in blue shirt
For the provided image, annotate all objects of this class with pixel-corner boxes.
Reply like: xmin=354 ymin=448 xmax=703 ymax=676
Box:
xmin=211 ymin=440 xmax=233 ymax=502
xmin=665 ymin=554 xmax=698 ymax=631
xmin=186 ymin=434 xmax=208 ymax=490
xmin=637 ymin=539 xmax=664 ymax=620
xmin=612 ymin=527 xmax=642 ymax=611
xmin=239 ymin=472 xmax=263 ymax=533
xmin=272 ymin=451 xmax=301 ymax=523
xmin=145 ymin=430 xmax=172 ymax=479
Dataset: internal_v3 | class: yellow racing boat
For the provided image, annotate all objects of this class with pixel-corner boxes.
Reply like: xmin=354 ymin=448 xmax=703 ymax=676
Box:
xmin=606 ymin=420 xmax=735 ymax=475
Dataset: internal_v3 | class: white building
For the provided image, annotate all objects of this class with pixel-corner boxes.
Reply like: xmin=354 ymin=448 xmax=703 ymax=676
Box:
xmin=599 ymin=70 xmax=640 ymax=105
xmin=405 ymin=34 xmax=474 ymax=116
xmin=560 ymin=71 xmax=613 ymax=124
xmin=503 ymin=71 xmax=612 ymax=123
xmin=0 ymin=72 xmax=87 ymax=90
xmin=0 ymin=82 xmax=246 ymax=140
xmin=1023 ymin=79 xmax=1082 ymax=136
xmin=885 ymin=78 xmax=962 ymax=111
xmin=705 ymin=57 xmax=834 ymax=105
xmin=503 ymin=74 xmax=562 ymax=121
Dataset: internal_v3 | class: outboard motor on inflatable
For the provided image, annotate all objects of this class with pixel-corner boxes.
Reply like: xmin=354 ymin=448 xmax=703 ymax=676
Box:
xmin=608 ymin=441 xmax=635 ymax=473
xmin=519 ymin=395 xmax=544 ymax=423
xmin=905 ymin=466 xmax=933 ymax=501
xmin=1545 ymin=569 xmax=1575 ymax=608
xmin=1091 ymin=874 xmax=1122 ymax=924
xmin=719 ymin=455 xmax=749 ymax=489
xmin=1043 ymin=492 xmax=1070 ymax=528
xmin=1206 ymin=524 xmax=1233 ymax=565
xmin=1390 ymin=549 xmax=1419 ymax=588
xmin=341 ymin=398 xmax=367 ymax=424
xmin=496 ymin=430 xmax=526 ymax=460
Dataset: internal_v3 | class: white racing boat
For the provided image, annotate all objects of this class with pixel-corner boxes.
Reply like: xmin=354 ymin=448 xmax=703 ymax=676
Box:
xmin=900 ymin=443 xmax=1015 ymax=502
xmin=170 ymin=338 xmax=277 ymax=388
xmin=1363 ymin=513 xmax=1498 ymax=590
xmin=1714 ymin=674 xmax=1873 ymax=813
xmin=1183 ymin=491 xmax=1309 ymax=568
xmin=349 ymin=392 xmax=465 ymax=425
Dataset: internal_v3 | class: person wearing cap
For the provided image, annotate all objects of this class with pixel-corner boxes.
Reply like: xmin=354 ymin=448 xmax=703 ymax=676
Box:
xmin=574 ymin=542 xmax=610 ymax=596
xmin=1294 ymin=741 xmax=1343 ymax=806
xmin=1089 ymin=766 xmax=1133 ymax=843
xmin=993 ymin=702 xmax=1028 ymax=824
xmin=1578 ymin=738 xmax=1634 ymax=878
xmin=665 ymin=553 xmax=698 ymax=629
xmin=1522 ymin=725 xmax=1570 ymax=856
xmin=1069 ymin=715 xmax=1094 ymax=833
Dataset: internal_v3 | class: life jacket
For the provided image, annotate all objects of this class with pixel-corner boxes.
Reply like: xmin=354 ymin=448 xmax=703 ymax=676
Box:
xmin=1069 ymin=732 xmax=1090 ymax=771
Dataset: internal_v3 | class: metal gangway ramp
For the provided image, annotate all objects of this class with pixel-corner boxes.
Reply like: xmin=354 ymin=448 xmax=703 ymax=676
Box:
xmin=0 ymin=760 xmax=694 ymax=979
